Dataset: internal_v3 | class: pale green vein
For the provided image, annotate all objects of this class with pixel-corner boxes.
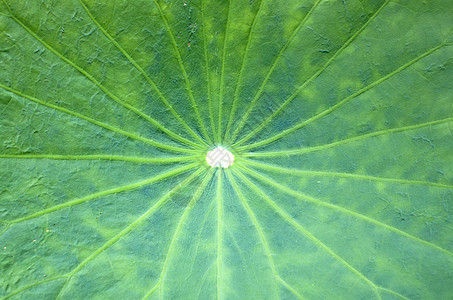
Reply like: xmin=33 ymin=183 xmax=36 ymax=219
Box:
xmin=277 ymin=276 xmax=304 ymax=300
xmin=235 ymin=41 xmax=448 ymax=150
xmin=222 ymin=227 xmax=252 ymax=298
xmin=231 ymin=0 xmax=391 ymax=147
xmin=152 ymin=0 xmax=213 ymax=145
xmin=217 ymin=0 xmax=231 ymax=143
xmin=0 ymin=224 xmax=10 ymax=236
xmin=55 ymin=167 xmax=206 ymax=300
xmin=237 ymin=164 xmax=453 ymax=257
xmin=238 ymin=158 xmax=453 ymax=189
xmin=1 ymin=276 xmax=65 ymax=300
xmin=77 ymin=0 xmax=207 ymax=148
xmin=1 ymin=2 xmax=203 ymax=150
xmin=9 ymin=162 xmax=200 ymax=224
xmin=140 ymin=169 xmax=214 ymax=300
xmin=226 ymin=169 xmax=280 ymax=298
xmin=201 ymin=0 xmax=217 ymax=143
xmin=379 ymin=287 xmax=410 ymax=300
xmin=224 ymin=0 xmax=322 ymax=145
xmin=187 ymin=194 xmax=216 ymax=277
xmin=223 ymin=0 xmax=264 ymax=144
xmin=0 ymin=84 xmax=198 ymax=154
xmin=0 ymin=93 xmax=13 ymax=115
xmin=216 ymin=168 xmax=223 ymax=300
xmin=239 ymin=117 xmax=453 ymax=156
xmin=142 ymin=285 xmax=159 ymax=300
xmin=233 ymin=168 xmax=392 ymax=299
xmin=0 ymin=154 xmax=203 ymax=164
xmin=195 ymin=261 xmax=217 ymax=299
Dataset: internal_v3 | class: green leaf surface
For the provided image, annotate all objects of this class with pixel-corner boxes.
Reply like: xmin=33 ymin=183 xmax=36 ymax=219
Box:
xmin=1 ymin=0 xmax=452 ymax=299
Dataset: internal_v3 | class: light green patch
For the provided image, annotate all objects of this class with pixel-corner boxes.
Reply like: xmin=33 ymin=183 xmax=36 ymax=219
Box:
xmin=1 ymin=0 xmax=452 ymax=299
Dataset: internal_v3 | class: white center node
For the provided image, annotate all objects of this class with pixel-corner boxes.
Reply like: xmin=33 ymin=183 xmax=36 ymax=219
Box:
xmin=206 ymin=147 xmax=234 ymax=168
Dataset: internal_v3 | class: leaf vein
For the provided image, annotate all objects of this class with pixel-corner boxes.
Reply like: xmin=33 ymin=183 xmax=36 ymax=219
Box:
xmin=0 ymin=84 xmax=197 ymax=154
xmin=238 ymin=158 xmax=453 ymax=189
xmin=227 ymin=169 xmax=280 ymax=297
xmin=55 ymin=167 xmax=206 ymax=299
xmin=152 ymin=0 xmax=213 ymax=145
xmin=0 ymin=154 xmax=202 ymax=164
xmin=2 ymin=3 xmax=202 ymax=149
xmin=238 ymin=164 xmax=453 ymax=257
xmin=234 ymin=168 xmax=380 ymax=298
xmin=216 ymin=169 xmax=223 ymax=299
xmin=239 ymin=117 xmax=453 ymax=156
xmin=232 ymin=0 xmax=391 ymax=147
xmin=152 ymin=169 xmax=214 ymax=299
xmin=223 ymin=0 xmax=264 ymax=143
xmin=9 ymin=163 xmax=200 ymax=224
xmin=236 ymin=41 xmax=447 ymax=150
xmin=226 ymin=0 xmax=322 ymax=145
xmin=217 ymin=0 xmax=231 ymax=143
xmin=77 ymin=0 xmax=207 ymax=148
xmin=1 ymin=276 xmax=66 ymax=300
xmin=201 ymin=0 xmax=217 ymax=143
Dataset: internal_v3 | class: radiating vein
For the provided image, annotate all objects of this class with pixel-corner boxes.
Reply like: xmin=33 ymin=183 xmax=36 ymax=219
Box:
xmin=235 ymin=41 xmax=448 ymax=150
xmin=226 ymin=169 xmax=280 ymax=298
xmin=225 ymin=0 xmax=322 ymax=144
xmin=216 ymin=168 xmax=223 ymax=300
xmin=76 ymin=0 xmax=207 ymax=148
xmin=55 ymin=166 xmax=206 ymax=300
xmin=222 ymin=227 xmax=251 ymax=298
xmin=238 ymin=158 xmax=453 ymax=189
xmin=237 ymin=164 xmax=453 ymax=257
xmin=0 ymin=154 xmax=203 ymax=163
xmin=223 ymin=0 xmax=264 ymax=144
xmin=195 ymin=261 xmax=217 ymax=299
xmin=239 ymin=117 xmax=453 ymax=155
xmin=0 ymin=224 xmax=10 ymax=237
xmin=140 ymin=169 xmax=214 ymax=299
xmin=9 ymin=162 xmax=200 ymax=224
xmin=217 ymin=0 xmax=231 ymax=143
xmin=1 ymin=276 xmax=65 ymax=300
xmin=231 ymin=0 xmax=390 ymax=147
xmin=152 ymin=0 xmax=213 ymax=145
xmin=1 ymin=3 xmax=203 ymax=150
xmin=187 ymin=198 xmax=216 ymax=276
xmin=277 ymin=276 xmax=304 ymax=300
xmin=379 ymin=287 xmax=410 ymax=300
xmin=201 ymin=0 xmax=217 ymax=143
xmin=0 ymin=84 xmax=198 ymax=154
xmin=234 ymin=168 xmax=398 ymax=299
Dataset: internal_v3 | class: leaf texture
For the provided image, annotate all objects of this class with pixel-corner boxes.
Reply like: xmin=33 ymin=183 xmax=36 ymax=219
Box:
xmin=1 ymin=0 xmax=452 ymax=299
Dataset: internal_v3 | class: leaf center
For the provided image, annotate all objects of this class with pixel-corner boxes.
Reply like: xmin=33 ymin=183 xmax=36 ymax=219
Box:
xmin=206 ymin=147 xmax=234 ymax=168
